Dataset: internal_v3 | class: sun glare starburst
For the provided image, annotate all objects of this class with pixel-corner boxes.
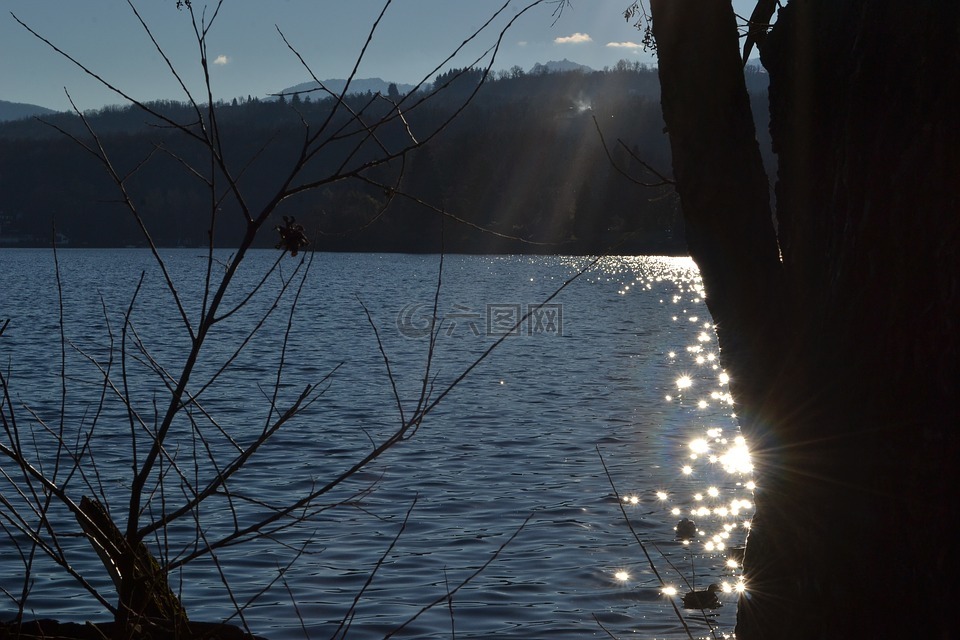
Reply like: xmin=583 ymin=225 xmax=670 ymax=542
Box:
xmin=719 ymin=439 xmax=754 ymax=474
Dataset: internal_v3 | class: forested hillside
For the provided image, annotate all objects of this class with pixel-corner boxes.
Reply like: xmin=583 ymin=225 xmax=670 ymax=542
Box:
xmin=0 ymin=64 xmax=770 ymax=253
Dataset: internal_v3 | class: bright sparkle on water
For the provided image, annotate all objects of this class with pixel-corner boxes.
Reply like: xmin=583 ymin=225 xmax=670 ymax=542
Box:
xmin=632 ymin=268 xmax=757 ymax=629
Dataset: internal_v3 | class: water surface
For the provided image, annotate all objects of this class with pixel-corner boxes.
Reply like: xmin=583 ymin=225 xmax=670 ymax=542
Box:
xmin=0 ymin=250 xmax=753 ymax=639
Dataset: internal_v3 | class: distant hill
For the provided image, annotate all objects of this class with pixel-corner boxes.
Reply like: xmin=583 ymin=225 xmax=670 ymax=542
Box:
xmin=0 ymin=63 xmax=774 ymax=252
xmin=279 ymin=63 xmax=599 ymax=98
xmin=529 ymin=59 xmax=594 ymax=75
xmin=279 ymin=78 xmax=417 ymax=99
xmin=0 ymin=99 xmax=56 ymax=122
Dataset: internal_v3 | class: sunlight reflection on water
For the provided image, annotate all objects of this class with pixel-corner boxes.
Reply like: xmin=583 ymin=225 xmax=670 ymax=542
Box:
xmin=0 ymin=251 xmax=754 ymax=639
xmin=596 ymin=255 xmax=755 ymax=636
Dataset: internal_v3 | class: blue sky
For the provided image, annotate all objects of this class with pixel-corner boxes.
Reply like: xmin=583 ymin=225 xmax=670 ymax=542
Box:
xmin=3 ymin=1 xmax=758 ymax=112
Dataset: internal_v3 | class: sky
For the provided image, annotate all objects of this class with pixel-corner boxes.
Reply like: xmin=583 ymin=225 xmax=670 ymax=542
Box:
xmin=2 ymin=1 xmax=758 ymax=112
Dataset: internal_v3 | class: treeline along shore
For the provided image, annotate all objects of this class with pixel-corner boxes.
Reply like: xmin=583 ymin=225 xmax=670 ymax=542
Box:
xmin=0 ymin=63 xmax=771 ymax=254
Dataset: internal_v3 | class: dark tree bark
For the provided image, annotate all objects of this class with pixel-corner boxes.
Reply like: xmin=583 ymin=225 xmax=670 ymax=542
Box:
xmin=650 ymin=1 xmax=959 ymax=638
xmin=76 ymin=497 xmax=190 ymax=636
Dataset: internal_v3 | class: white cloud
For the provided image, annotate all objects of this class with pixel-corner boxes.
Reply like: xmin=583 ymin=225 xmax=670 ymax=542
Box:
xmin=554 ymin=32 xmax=592 ymax=44
xmin=518 ymin=40 xmax=528 ymax=47
xmin=606 ymin=41 xmax=642 ymax=49
xmin=213 ymin=54 xmax=230 ymax=65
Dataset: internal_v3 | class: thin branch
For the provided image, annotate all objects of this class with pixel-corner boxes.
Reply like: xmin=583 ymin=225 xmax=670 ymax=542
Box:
xmin=358 ymin=297 xmax=406 ymax=426
xmin=593 ymin=115 xmax=675 ymax=187
xmin=331 ymin=495 xmax=419 ymax=640
xmin=384 ymin=513 xmax=534 ymax=638
xmin=597 ymin=447 xmax=695 ymax=640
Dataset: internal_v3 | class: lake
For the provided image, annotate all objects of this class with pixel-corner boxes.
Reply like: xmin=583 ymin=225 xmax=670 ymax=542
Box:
xmin=0 ymin=249 xmax=753 ymax=639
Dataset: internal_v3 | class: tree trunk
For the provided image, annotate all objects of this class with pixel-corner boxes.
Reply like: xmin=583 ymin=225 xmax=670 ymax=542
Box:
xmin=77 ymin=496 xmax=190 ymax=636
xmin=650 ymin=1 xmax=959 ymax=637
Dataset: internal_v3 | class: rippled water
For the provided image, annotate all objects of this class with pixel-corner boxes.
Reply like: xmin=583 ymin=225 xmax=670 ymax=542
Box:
xmin=0 ymin=250 xmax=753 ymax=639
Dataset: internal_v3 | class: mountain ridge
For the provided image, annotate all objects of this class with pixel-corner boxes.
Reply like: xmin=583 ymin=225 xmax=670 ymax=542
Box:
xmin=0 ymin=99 xmax=56 ymax=122
xmin=529 ymin=59 xmax=594 ymax=74
xmin=279 ymin=77 xmax=417 ymax=99
xmin=279 ymin=61 xmax=598 ymax=98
